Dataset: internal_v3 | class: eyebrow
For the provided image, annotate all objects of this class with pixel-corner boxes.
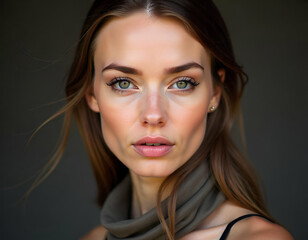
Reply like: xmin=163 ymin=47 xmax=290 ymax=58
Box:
xmin=165 ymin=62 xmax=204 ymax=74
xmin=102 ymin=63 xmax=142 ymax=75
xmin=102 ymin=62 xmax=204 ymax=75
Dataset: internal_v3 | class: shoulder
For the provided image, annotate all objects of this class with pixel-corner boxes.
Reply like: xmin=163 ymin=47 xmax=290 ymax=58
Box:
xmin=79 ymin=225 xmax=107 ymax=240
xmin=229 ymin=215 xmax=294 ymax=240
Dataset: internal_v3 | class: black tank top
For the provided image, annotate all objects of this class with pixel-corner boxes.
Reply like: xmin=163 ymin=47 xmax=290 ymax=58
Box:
xmin=219 ymin=214 xmax=273 ymax=240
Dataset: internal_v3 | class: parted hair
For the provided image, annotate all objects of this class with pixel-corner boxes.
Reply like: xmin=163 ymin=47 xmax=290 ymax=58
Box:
xmin=30 ymin=1 xmax=273 ymax=239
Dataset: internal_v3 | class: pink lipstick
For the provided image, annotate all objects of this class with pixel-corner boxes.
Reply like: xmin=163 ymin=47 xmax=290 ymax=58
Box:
xmin=132 ymin=136 xmax=174 ymax=158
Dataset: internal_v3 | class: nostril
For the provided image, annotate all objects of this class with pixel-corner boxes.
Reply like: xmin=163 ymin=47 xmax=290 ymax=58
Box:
xmin=142 ymin=118 xmax=166 ymax=127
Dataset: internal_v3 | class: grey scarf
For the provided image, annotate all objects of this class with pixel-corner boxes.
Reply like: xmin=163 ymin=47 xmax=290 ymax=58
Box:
xmin=101 ymin=161 xmax=225 ymax=240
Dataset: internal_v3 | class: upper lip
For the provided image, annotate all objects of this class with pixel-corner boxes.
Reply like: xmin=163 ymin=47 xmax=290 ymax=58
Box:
xmin=133 ymin=136 xmax=174 ymax=146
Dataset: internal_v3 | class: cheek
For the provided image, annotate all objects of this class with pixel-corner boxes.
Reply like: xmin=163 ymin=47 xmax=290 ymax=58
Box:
xmin=170 ymin=96 xmax=209 ymax=147
xmin=96 ymin=96 xmax=138 ymax=153
xmin=185 ymin=104 xmax=208 ymax=136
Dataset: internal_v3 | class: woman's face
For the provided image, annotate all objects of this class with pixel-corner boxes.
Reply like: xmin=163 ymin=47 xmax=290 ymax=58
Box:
xmin=87 ymin=13 xmax=222 ymax=178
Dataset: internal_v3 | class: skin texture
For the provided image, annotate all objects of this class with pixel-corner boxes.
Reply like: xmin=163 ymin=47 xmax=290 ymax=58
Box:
xmin=84 ymin=13 xmax=294 ymax=240
xmin=86 ymin=13 xmax=222 ymax=213
xmin=88 ymin=13 xmax=220 ymax=178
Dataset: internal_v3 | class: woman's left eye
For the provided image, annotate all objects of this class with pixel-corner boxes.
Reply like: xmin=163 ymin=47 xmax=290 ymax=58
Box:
xmin=168 ymin=77 xmax=199 ymax=91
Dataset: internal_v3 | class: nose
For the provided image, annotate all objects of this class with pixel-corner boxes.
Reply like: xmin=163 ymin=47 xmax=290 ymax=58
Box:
xmin=140 ymin=92 xmax=167 ymax=127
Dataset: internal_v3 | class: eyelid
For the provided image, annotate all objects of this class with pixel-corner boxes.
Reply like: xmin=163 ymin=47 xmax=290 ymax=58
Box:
xmin=168 ymin=76 xmax=200 ymax=90
xmin=106 ymin=76 xmax=135 ymax=86
xmin=106 ymin=76 xmax=199 ymax=94
xmin=106 ymin=77 xmax=139 ymax=93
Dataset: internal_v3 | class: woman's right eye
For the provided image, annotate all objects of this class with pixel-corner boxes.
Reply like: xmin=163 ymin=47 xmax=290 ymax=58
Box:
xmin=106 ymin=77 xmax=138 ymax=92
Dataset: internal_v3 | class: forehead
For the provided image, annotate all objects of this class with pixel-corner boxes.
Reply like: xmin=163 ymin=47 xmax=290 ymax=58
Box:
xmin=93 ymin=12 xmax=209 ymax=68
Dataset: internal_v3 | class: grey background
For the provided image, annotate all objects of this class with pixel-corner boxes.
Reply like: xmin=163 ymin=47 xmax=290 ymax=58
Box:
xmin=1 ymin=0 xmax=307 ymax=239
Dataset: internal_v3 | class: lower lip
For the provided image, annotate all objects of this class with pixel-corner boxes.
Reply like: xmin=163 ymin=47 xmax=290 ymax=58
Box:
xmin=133 ymin=145 xmax=174 ymax=158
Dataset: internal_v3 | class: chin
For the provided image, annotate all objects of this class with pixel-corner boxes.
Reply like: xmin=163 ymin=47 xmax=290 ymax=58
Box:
xmin=129 ymin=160 xmax=181 ymax=178
xmin=133 ymin=171 xmax=172 ymax=178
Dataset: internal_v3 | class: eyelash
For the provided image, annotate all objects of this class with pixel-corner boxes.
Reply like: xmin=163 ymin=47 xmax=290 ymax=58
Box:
xmin=168 ymin=77 xmax=200 ymax=91
xmin=106 ymin=77 xmax=137 ymax=94
xmin=106 ymin=76 xmax=200 ymax=94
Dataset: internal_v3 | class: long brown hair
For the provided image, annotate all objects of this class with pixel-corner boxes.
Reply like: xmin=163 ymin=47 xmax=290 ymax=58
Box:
xmin=30 ymin=0 xmax=273 ymax=239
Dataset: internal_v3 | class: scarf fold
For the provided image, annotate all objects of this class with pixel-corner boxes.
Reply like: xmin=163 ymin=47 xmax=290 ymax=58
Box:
xmin=101 ymin=161 xmax=225 ymax=240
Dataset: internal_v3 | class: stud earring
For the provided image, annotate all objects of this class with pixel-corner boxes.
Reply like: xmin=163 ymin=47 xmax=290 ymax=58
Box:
xmin=209 ymin=106 xmax=216 ymax=112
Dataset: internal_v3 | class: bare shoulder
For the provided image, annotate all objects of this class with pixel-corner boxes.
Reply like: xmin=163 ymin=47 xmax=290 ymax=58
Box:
xmin=230 ymin=216 xmax=294 ymax=240
xmin=79 ymin=225 xmax=107 ymax=240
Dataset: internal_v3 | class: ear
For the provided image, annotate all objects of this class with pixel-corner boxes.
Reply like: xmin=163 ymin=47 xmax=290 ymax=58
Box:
xmin=217 ymin=68 xmax=225 ymax=83
xmin=85 ymin=85 xmax=100 ymax=113
xmin=208 ymin=68 xmax=225 ymax=113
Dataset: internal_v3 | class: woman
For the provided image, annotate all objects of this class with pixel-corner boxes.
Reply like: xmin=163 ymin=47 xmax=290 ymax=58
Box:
xmin=38 ymin=0 xmax=293 ymax=239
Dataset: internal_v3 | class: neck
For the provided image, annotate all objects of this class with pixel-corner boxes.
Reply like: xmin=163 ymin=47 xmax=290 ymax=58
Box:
xmin=130 ymin=171 xmax=172 ymax=218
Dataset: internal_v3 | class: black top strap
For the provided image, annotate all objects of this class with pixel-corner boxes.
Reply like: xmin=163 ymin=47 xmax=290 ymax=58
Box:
xmin=219 ymin=214 xmax=273 ymax=240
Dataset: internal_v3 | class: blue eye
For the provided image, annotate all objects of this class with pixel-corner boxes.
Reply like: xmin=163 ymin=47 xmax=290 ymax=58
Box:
xmin=169 ymin=77 xmax=199 ymax=90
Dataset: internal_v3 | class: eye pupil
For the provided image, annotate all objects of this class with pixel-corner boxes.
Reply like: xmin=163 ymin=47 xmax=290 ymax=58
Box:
xmin=119 ymin=80 xmax=130 ymax=89
xmin=176 ymin=81 xmax=187 ymax=89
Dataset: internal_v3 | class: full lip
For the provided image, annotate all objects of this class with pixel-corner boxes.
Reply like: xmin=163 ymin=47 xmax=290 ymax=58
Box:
xmin=133 ymin=136 xmax=174 ymax=146
xmin=132 ymin=136 xmax=175 ymax=158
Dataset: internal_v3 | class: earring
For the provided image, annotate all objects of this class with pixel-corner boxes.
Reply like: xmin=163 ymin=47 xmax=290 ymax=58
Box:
xmin=209 ymin=106 xmax=216 ymax=112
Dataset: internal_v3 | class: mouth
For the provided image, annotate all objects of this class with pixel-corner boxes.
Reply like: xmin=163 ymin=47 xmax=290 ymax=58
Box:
xmin=133 ymin=136 xmax=174 ymax=157
xmin=141 ymin=143 xmax=167 ymax=146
